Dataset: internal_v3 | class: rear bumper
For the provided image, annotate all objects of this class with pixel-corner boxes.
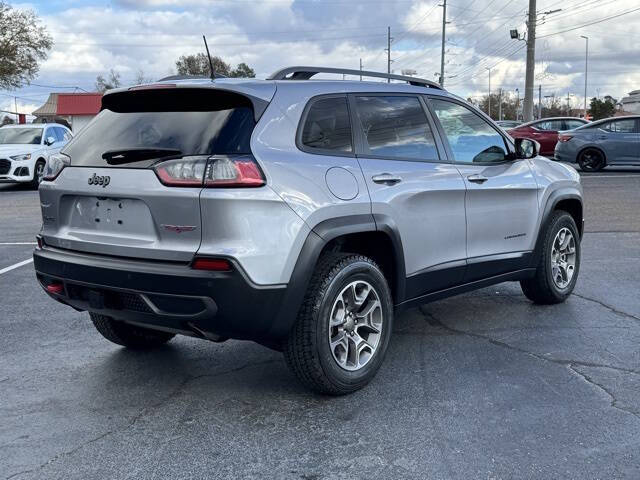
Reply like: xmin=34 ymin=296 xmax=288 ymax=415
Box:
xmin=33 ymin=245 xmax=287 ymax=343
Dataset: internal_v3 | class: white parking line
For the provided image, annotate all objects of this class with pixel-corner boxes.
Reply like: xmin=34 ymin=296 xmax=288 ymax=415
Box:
xmin=581 ymin=175 xmax=640 ymax=179
xmin=0 ymin=242 xmax=37 ymax=245
xmin=0 ymin=258 xmax=33 ymax=275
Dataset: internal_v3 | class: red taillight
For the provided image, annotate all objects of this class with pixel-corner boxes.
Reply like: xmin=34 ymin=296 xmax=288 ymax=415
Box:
xmin=46 ymin=283 xmax=64 ymax=294
xmin=153 ymin=155 xmax=264 ymax=188
xmin=204 ymin=156 xmax=264 ymax=187
xmin=192 ymin=257 xmax=232 ymax=271
xmin=558 ymin=134 xmax=573 ymax=142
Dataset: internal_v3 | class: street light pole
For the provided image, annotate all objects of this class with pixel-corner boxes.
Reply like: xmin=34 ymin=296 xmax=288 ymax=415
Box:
xmin=516 ymin=88 xmax=520 ymax=120
xmin=581 ymin=35 xmax=589 ymax=118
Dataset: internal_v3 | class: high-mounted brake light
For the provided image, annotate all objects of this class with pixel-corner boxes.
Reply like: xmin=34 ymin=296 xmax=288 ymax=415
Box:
xmin=191 ymin=257 xmax=232 ymax=271
xmin=128 ymin=84 xmax=177 ymax=91
xmin=558 ymin=134 xmax=573 ymax=142
xmin=153 ymin=155 xmax=264 ymax=188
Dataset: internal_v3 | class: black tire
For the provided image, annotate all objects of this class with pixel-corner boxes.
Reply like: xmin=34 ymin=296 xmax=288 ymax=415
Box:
xmin=577 ymin=148 xmax=606 ymax=172
xmin=521 ymin=211 xmax=581 ymax=304
xmin=30 ymin=159 xmax=46 ymax=189
xmin=284 ymin=253 xmax=394 ymax=395
xmin=90 ymin=313 xmax=175 ymax=349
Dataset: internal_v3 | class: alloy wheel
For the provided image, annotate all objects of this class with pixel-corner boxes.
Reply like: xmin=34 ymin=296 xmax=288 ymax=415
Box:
xmin=551 ymin=227 xmax=577 ymax=289
xmin=328 ymin=280 xmax=383 ymax=371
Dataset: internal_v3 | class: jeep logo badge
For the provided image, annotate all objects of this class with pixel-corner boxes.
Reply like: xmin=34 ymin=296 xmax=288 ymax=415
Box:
xmin=88 ymin=173 xmax=110 ymax=187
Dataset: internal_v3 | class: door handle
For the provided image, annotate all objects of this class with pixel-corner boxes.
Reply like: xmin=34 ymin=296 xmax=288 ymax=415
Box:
xmin=467 ymin=174 xmax=488 ymax=184
xmin=372 ymin=174 xmax=402 ymax=185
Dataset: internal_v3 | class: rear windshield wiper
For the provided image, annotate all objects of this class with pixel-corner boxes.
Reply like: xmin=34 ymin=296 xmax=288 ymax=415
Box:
xmin=101 ymin=148 xmax=183 ymax=165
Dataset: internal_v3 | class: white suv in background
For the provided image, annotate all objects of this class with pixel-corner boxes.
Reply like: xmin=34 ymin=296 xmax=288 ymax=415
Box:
xmin=0 ymin=123 xmax=73 ymax=188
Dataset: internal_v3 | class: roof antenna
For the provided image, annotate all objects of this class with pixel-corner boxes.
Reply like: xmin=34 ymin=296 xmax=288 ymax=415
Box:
xmin=202 ymin=35 xmax=215 ymax=81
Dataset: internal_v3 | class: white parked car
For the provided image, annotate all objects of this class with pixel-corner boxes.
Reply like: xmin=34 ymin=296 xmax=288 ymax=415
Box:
xmin=0 ymin=123 xmax=73 ymax=188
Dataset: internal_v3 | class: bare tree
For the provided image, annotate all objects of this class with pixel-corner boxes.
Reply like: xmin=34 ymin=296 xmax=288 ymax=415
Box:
xmin=95 ymin=69 xmax=121 ymax=93
xmin=134 ymin=69 xmax=153 ymax=85
xmin=0 ymin=2 xmax=53 ymax=89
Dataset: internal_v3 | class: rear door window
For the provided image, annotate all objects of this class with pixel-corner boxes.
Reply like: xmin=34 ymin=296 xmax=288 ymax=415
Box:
xmin=602 ymin=119 xmax=636 ymax=133
xmin=535 ymin=120 xmax=563 ymax=131
xmin=300 ymin=96 xmax=352 ymax=153
xmin=354 ymin=95 xmax=438 ymax=161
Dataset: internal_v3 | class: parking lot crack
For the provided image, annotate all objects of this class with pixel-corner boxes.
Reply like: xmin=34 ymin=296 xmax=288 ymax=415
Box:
xmin=568 ymin=364 xmax=640 ymax=420
xmin=572 ymin=293 xmax=640 ymax=322
xmin=418 ymin=306 xmax=640 ymax=374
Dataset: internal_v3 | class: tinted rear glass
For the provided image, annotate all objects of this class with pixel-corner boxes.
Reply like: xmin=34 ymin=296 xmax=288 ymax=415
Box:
xmin=300 ymin=96 xmax=352 ymax=152
xmin=64 ymin=89 xmax=256 ymax=167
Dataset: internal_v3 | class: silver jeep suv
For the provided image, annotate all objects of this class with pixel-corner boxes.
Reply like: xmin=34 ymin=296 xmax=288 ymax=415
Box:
xmin=34 ymin=67 xmax=583 ymax=394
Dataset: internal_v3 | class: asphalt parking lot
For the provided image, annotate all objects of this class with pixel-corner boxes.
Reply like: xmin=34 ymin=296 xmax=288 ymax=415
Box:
xmin=1 ymin=168 xmax=639 ymax=479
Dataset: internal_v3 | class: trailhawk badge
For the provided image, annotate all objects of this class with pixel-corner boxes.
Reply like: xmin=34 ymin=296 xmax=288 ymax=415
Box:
xmin=88 ymin=173 xmax=110 ymax=187
xmin=161 ymin=224 xmax=197 ymax=233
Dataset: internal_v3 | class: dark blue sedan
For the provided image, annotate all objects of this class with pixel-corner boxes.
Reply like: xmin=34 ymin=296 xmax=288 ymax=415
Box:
xmin=554 ymin=116 xmax=640 ymax=171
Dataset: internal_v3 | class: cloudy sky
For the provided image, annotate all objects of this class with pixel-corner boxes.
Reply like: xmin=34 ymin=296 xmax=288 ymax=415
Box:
xmin=2 ymin=0 xmax=640 ymax=116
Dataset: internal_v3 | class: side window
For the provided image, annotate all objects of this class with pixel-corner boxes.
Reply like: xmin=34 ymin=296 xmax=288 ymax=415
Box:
xmin=603 ymin=119 xmax=635 ymax=133
xmin=53 ymin=127 xmax=65 ymax=142
xmin=536 ymin=120 xmax=562 ymax=131
xmin=429 ymin=99 xmax=508 ymax=164
xmin=44 ymin=128 xmax=56 ymax=143
xmin=564 ymin=120 xmax=585 ymax=130
xmin=300 ymin=96 xmax=352 ymax=153
xmin=354 ymin=96 xmax=438 ymax=160
xmin=60 ymin=128 xmax=72 ymax=141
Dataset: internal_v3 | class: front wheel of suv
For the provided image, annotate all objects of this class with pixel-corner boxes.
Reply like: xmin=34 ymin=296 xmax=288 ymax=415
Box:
xmin=284 ymin=253 xmax=394 ymax=395
xmin=90 ymin=313 xmax=175 ymax=349
xmin=520 ymin=211 xmax=581 ymax=304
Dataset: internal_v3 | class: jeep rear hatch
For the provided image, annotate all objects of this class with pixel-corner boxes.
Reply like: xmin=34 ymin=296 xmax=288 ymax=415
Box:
xmin=39 ymin=87 xmax=272 ymax=262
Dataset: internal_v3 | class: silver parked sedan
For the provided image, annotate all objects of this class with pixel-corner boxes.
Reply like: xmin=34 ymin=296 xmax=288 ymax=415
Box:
xmin=555 ymin=116 xmax=640 ymax=171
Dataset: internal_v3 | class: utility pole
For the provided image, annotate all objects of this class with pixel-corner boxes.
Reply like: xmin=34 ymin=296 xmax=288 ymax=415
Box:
xmin=359 ymin=58 xmax=363 ymax=81
xmin=581 ymin=35 xmax=589 ymax=117
xmin=14 ymin=97 xmax=18 ymax=123
xmin=498 ymin=88 xmax=503 ymax=120
xmin=386 ymin=26 xmax=392 ymax=83
xmin=440 ymin=0 xmax=447 ymax=87
xmin=523 ymin=0 xmax=537 ymax=122
xmin=516 ymin=88 xmax=520 ymax=120
xmin=567 ymin=92 xmax=571 ymax=115
xmin=486 ymin=67 xmax=491 ymax=118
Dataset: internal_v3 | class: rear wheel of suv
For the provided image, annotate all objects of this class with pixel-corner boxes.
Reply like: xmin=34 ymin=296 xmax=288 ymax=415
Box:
xmin=520 ymin=211 xmax=580 ymax=304
xmin=284 ymin=253 xmax=393 ymax=395
xmin=90 ymin=313 xmax=175 ymax=349
xmin=577 ymin=148 xmax=605 ymax=172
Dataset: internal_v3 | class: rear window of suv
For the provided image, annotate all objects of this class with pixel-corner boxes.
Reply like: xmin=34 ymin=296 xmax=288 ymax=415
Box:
xmin=64 ymin=89 xmax=257 ymax=168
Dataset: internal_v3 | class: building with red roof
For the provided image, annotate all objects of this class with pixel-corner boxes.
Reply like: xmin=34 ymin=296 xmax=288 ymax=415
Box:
xmin=33 ymin=92 xmax=102 ymax=132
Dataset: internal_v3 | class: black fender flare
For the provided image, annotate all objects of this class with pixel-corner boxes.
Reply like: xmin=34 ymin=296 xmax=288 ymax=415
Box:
xmin=531 ymin=188 xmax=583 ymax=267
xmin=265 ymin=214 xmax=406 ymax=340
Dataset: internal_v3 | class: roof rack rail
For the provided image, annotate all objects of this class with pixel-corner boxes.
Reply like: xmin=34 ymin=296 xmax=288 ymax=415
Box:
xmin=267 ymin=66 xmax=442 ymax=89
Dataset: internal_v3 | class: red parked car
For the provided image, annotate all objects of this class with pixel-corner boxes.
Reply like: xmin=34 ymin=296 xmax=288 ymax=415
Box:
xmin=507 ymin=117 xmax=589 ymax=157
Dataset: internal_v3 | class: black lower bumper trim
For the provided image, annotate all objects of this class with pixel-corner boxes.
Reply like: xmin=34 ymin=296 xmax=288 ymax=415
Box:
xmin=33 ymin=246 xmax=286 ymax=342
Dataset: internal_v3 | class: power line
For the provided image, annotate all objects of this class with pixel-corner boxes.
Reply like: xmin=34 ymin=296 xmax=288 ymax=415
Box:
xmin=538 ymin=5 xmax=640 ymax=38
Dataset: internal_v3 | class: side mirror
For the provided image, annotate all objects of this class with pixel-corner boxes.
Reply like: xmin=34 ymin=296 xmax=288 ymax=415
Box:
xmin=44 ymin=136 xmax=56 ymax=146
xmin=514 ymin=137 xmax=539 ymax=159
